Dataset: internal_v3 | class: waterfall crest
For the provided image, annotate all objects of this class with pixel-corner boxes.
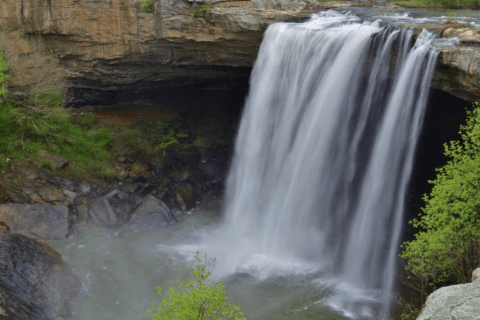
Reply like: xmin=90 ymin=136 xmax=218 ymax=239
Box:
xmin=220 ymin=10 xmax=438 ymax=317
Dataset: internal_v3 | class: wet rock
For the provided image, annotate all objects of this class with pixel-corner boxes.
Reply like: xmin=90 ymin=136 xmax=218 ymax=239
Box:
xmin=18 ymin=169 xmax=39 ymax=181
xmin=0 ymin=230 xmax=81 ymax=320
xmin=417 ymin=280 xmax=480 ymax=320
xmin=62 ymin=189 xmax=77 ymax=204
xmin=20 ymin=185 xmax=46 ymax=204
xmin=39 ymin=173 xmax=74 ymax=191
xmin=38 ymin=185 xmax=67 ymax=205
xmin=0 ymin=204 xmax=69 ymax=240
xmin=129 ymin=162 xmax=150 ymax=178
xmin=175 ymin=182 xmax=194 ymax=211
xmin=171 ymin=170 xmax=191 ymax=183
xmin=79 ymin=183 xmax=91 ymax=195
xmin=75 ymin=204 xmax=89 ymax=225
xmin=0 ymin=221 xmax=10 ymax=232
xmin=41 ymin=151 xmax=69 ymax=169
xmin=6 ymin=190 xmax=29 ymax=204
xmin=114 ymin=164 xmax=128 ymax=180
xmin=130 ymin=194 xmax=173 ymax=226
xmin=88 ymin=197 xmax=118 ymax=227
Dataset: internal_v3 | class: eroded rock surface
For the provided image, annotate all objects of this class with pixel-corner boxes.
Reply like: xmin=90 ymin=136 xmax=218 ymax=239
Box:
xmin=0 ymin=229 xmax=81 ymax=320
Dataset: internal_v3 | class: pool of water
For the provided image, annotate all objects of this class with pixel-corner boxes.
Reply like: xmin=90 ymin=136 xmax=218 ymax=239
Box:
xmin=49 ymin=207 xmax=349 ymax=320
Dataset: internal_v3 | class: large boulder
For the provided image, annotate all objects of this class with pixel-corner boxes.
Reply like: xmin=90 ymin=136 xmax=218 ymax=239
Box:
xmin=416 ymin=280 xmax=480 ymax=320
xmin=130 ymin=194 xmax=173 ymax=225
xmin=0 ymin=204 xmax=69 ymax=240
xmin=0 ymin=229 xmax=81 ymax=320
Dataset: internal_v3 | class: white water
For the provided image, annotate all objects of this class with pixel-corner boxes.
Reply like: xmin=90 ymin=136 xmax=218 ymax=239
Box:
xmin=213 ymin=10 xmax=438 ymax=318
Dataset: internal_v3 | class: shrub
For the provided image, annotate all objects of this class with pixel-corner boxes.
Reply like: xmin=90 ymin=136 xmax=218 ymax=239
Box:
xmin=145 ymin=252 xmax=246 ymax=320
xmin=139 ymin=0 xmax=154 ymax=13
xmin=0 ymin=51 xmax=9 ymax=98
xmin=192 ymin=136 xmax=211 ymax=153
xmin=401 ymin=102 xmax=480 ymax=288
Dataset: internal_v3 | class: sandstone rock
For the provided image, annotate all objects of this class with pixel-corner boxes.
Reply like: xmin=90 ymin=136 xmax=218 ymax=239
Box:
xmin=130 ymin=194 xmax=173 ymax=225
xmin=0 ymin=0 xmax=478 ymax=103
xmin=0 ymin=230 xmax=81 ymax=320
xmin=417 ymin=280 xmax=480 ymax=320
xmin=0 ymin=204 xmax=69 ymax=240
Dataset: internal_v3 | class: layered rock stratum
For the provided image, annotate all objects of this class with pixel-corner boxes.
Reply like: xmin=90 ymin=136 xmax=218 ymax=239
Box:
xmin=0 ymin=0 xmax=479 ymax=103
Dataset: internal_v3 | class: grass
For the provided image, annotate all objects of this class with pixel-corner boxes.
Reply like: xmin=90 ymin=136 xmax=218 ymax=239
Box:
xmin=0 ymin=93 xmax=115 ymax=178
xmin=0 ymin=28 xmax=118 ymax=180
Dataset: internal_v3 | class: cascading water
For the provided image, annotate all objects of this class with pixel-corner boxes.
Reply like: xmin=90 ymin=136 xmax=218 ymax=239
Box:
xmin=47 ymin=10 xmax=443 ymax=320
xmin=218 ymin=10 xmax=438 ymax=318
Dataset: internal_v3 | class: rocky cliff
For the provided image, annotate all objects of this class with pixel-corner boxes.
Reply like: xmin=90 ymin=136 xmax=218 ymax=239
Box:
xmin=0 ymin=0 xmax=479 ymax=104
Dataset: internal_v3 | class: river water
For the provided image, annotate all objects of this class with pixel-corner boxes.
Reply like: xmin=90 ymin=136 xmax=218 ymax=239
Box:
xmin=48 ymin=8 xmax=462 ymax=319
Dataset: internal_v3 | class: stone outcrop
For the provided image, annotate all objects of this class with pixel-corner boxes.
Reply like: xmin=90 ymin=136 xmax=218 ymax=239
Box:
xmin=0 ymin=0 xmax=479 ymax=103
xmin=416 ymin=278 xmax=480 ymax=320
xmin=432 ymin=27 xmax=480 ymax=102
xmin=0 ymin=229 xmax=81 ymax=320
xmin=0 ymin=204 xmax=69 ymax=239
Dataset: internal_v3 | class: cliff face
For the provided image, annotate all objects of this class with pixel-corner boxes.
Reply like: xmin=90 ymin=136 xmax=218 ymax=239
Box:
xmin=0 ymin=0 xmax=479 ymax=104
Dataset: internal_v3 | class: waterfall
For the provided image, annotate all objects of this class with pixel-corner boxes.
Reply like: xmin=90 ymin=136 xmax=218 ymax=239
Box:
xmin=220 ymin=10 xmax=438 ymax=318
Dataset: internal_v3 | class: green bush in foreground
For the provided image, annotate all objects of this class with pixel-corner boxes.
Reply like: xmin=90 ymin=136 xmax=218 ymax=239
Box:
xmin=145 ymin=252 xmax=246 ymax=320
xmin=401 ymin=102 xmax=480 ymax=287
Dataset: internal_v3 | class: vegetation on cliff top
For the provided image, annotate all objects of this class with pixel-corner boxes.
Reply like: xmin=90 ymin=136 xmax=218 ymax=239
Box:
xmin=399 ymin=101 xmax=480 ymax=318
xmin=391 ymin=0 xmax=480 ymax=9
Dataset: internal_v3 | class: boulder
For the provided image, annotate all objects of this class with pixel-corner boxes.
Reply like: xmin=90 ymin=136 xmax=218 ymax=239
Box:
xmin=0 ymin=229 xmax=81 ymax=320
xmin=130 ymin=194 xmax=173 ymax=226
xmin=88 ymin=196 xmax=118 ymax=227
xmin=0 ymin=204 xmax=69 ymax=240
xmin=416 ymin=280 xmax=480 ymax=320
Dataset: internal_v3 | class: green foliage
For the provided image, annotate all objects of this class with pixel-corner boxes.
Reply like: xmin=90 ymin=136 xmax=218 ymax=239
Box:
xmin=391 ymin=0 xmax=480 ymax=8
xmin=0 ymin=52 xmax=9 ymax=98
xmin=198 ymin=7 xmax=211 ymax=13
xmin=139 ymin=0 xmax=155 ymax=13
xmin=157 ymin=129 xmax=179 ymax=155
xmin=192 ymin=7 xmax=210 ymax=18
xmin=0 ymin=89 xmax=115 ymax=177
xmin=80 ymin=113 xmax=96 ymax=128
xmin=193 ymin=136 xmax=212 ymax=153
xmin=145 ymin=252 xmax=246 ymax=320
xmin=401 ymin=102 xmax=480 ymax=287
